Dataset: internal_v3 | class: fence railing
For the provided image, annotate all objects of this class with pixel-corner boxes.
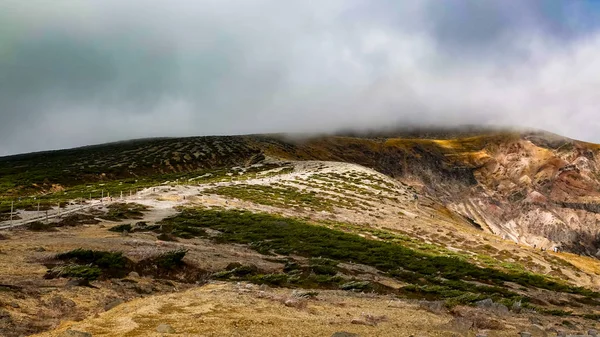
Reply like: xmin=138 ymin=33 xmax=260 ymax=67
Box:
xmin=0 ymin=190 xmax=141 ymax=230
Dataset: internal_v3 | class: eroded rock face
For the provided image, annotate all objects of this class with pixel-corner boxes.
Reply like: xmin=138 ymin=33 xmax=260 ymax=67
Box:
xmin=435 ymin=132 xmax=600 ymax=254
xmin=278 ymin=129 xmax=600 ymax=254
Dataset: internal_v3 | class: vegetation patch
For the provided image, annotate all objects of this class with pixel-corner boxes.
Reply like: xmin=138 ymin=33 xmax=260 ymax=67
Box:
xmin=204 ymin=184 xmax=362 ymax=212
xmin=134 ymin=249 xmax=201 ymax=281
xmin=309 ymin=258 xmax=339 ymax=276
xmin=45 ymin=265 xmax=103 ymax=281
xmin=56 ymin=213 xmax=100 ymax=227
xmin=45 ymin=249 xmax=131 ymax=280
xmin=158 ymin=208 xmax=600 ymax=306
xmin=101 ymin=203 xmax=149 ymax=221
xmin=26 ymin=221 xmax=57 ymax=232
xmin=44 ymin=248 xmax=203 ymax=283
xmin=108 ymin=223 xmax=133 ymax=232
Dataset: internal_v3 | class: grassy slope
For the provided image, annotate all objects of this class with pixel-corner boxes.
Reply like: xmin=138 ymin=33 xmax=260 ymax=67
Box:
xmin=156 ymin=208 xmax=600 ymax=311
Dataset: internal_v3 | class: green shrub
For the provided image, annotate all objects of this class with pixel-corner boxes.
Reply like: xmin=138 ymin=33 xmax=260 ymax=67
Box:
xmin=542 ymin=309 xmax=573 ymax=317
xmin=60 ymin=265 xmax=102 ymax=280
xmin=56 ymin=249 xmax=128 ymax=270
xmin=311 ymin=264 xmax=337 ymax=276
xmin=444 ymin=293 xmax=487 ymax=307
xmin=213 ymin=264 xmax=258 ymax=279
xmin=283 ymin=261 xmax=301 ymax=273
xmin=26 ymin=221 xmax=56 ymax=231
xmin=52 ymin=248 xmax=130 ymax=279
xmin=582 ymin=313 xmax=600 ymax=320
xmin=158 ymin=208 xmax=600 ymax=300
xmin=310 ymin=258 xmax=338 ymax=276
xmin=109 ymin=224 xmax=132 ymax=232
xmin=103 ymin=203 xmax=148 ymax=221
xmin=153 ymin=249 xmax=187 ymax=270
xmin=250 ymin=274 xmax=288 ymax=286
xmin=340 ymin=281 xmax=371 ymax=291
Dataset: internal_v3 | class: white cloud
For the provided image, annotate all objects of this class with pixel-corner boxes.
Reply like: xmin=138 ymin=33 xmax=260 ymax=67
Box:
xmin=1 ymin=0 xmax=600 ymax=155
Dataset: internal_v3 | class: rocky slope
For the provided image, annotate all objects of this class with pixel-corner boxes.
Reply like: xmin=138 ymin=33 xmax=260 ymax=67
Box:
xmin=256 ymin=130 xmax=600 ymax=255
xmin=4 ymin=133 xmax=600 ymax=336
xmin=2 ymin=128 xmax=600 ymax=254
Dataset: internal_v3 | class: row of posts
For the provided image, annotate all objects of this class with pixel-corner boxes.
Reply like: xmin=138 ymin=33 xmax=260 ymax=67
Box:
xmin=6 ymin=188 xmax=140 ymax=226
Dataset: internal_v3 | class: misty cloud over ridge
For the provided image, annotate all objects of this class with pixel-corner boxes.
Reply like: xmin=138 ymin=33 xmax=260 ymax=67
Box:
xmin=2 ymin=0 xmax=600 ymax=155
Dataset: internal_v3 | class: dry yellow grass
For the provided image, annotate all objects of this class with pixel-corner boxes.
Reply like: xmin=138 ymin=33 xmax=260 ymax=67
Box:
xmin=35 ymin=282 xmax=530 ymax=337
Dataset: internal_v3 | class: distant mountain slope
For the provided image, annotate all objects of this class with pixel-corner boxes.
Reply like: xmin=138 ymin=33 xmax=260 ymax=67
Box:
xmin=3 ymin=128 xmax=600 ymax=255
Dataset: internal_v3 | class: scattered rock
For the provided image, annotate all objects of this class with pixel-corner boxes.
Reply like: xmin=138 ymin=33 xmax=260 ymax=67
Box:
xmin=475 ymin=298 xmax=494 ymax=308
xmin=331 ymin=332 xmax=360 ymax=337
xmin=361 ymin=313 xmax=387 ymax=326
xmin=59 ymin=329 xmax=92 ymax=337
xmin=528 ymin=317 xmax=542 ymax=325
xmin=49 ymin=295 xmax=76 ymax=308
xmin=104 ymin=299 xmax=124 ymax=311
xmin=292 ymin=290 xmax=318 ymax=298
xmin=283 ymin=298 xmax=306 ymax=309
xmin=474 ymin=298 xmax=508 ymax=315
xmin=156 ymin=323 xmax=175 ymax=334
xmin=418 ymin=300 xmax=445 ymax=314
xmin=554 ymin=330 xmax=566 ymax=337
xmin=128 ymin=271 xmax=140 ymax=278
xmin=446 ymin=317 xmax=474 ymax=331
xmin=134 ymin=283 xmax=153 ymax=294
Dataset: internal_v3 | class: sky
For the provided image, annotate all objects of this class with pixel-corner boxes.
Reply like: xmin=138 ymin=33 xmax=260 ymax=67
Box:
xmin=2 ymin=0 xmax=600 ymax=156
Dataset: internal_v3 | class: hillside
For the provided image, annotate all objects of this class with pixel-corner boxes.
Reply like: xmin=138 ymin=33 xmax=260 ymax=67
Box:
xmin=3 ymin=129 xmax=600 ymax=255
xmin=2 ymin=129 xmax=600 ymax=336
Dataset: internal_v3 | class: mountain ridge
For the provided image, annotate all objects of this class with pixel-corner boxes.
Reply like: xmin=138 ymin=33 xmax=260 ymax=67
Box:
xmin=2 ymin=128 xmax=600 ymax=256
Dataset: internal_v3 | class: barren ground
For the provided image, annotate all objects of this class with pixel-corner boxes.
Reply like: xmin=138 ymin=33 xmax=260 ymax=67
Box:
xmin=2 ymin=160 xmax=600 ymax=336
